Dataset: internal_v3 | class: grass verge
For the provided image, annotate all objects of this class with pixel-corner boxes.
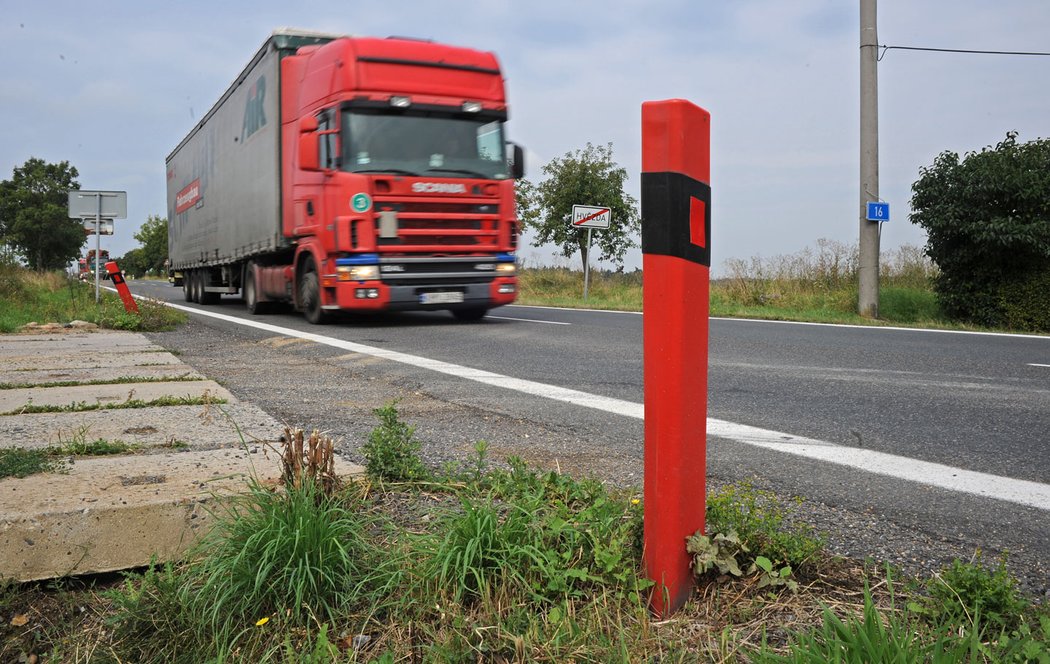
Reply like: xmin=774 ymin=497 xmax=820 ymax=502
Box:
xmin=516 ymin=241 xmax=1035 ymax=333
xmin=2 ymin=405 xmax=1045 ymax=662
xmin=0 ymin=263 xmax=185 ymax=333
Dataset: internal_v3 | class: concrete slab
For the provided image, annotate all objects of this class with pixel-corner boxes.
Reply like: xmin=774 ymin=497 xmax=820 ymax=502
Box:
xmin=0 ymin=403 xmax=284 ymax=450
xmin=4 ymin=351 xmax=182 ymax=372
xmin=0 ymin=364 xmax=204 ymax=387
xmin=0 ymin=380 xmax=236 ymax=413
xmin=0 ymin=446 xmax=363 ymax=581
xmin=0 ymin=328 xmax=365 ymax=581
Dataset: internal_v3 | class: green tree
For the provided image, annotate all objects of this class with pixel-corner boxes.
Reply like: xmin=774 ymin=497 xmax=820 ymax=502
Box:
xmin=910 ymin=132 xmax=1050 ymax=329
xmin=115 ymin=247 xmax=149 ymax=278
xmin=0 ymin=158 xmax=82 ymax=270
xmin=133 ymin=214 xmax=168 ymax=275
xmin=517 ymin=143 xmax=639 ymax=271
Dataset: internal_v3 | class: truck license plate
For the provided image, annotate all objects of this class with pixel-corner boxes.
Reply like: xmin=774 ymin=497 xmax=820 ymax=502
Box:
xmin=420 ymin=291 xmax=464 ymax=305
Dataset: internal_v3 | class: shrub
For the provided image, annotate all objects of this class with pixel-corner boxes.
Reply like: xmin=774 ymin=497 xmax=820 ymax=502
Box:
xmin=362 ymin=402 xmax=430 ymax=482
xmin=910 ymin=132 xmax=1050 ymax=328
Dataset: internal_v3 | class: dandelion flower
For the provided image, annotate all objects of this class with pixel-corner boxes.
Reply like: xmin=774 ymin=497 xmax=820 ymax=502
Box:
xmin=631 ymin=498 xmax=640 ymax=505
xmin=255 ymin=616 xmax=270 ymax=627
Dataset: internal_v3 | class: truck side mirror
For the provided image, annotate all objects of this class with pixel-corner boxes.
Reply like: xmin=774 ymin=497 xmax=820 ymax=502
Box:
xmin=299 ymin=116 xmax=320 ymax=171
xmin=507 ymin=142 xmax=525 ymax=180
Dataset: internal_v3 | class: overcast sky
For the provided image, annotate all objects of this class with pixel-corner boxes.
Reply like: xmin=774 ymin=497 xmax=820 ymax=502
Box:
xmin=2 ymin=1 xmax=1047 ymax=274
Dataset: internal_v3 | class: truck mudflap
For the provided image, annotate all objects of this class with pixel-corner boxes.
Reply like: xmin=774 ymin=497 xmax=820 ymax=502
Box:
xmin=332 ymin=276 xmax=516 ymax=312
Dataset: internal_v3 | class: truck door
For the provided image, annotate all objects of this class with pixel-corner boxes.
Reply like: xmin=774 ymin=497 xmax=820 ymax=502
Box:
xmin=292 ymin=108 xmax=339 ymax=249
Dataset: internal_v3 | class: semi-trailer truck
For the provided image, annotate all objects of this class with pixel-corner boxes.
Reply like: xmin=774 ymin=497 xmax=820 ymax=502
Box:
xmin=166 ymin=29 xmax=524 ymax=323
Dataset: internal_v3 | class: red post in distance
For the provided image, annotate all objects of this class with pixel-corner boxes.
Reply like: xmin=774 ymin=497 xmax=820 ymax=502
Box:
xmin=641 ymin=99 xmax=711 ymax=617
xmin=104 ymin=261 xmax=139 ymax=313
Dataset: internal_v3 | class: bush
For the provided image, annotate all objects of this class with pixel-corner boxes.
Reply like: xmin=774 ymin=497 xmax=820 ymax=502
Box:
xmin=362 ymin=402 xmax=430 ymax=482
xmin=910 ymin=132 xmax=1050 ymax=329
xmin=999 ymin=269 xmax=1050 ymax=332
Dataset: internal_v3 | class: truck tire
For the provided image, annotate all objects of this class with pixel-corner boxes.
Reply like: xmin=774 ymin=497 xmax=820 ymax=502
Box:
xmin=244 ymin=267 xmax=268 ymax=315
xmin=452 ymin=307 xmax=488 ymax=322
xmin=190 ymin=270 xmax=202 ymax=304
xmin=183 ymin=271 xmax=193 ymax=302
xmin=299 ymin=260 xmax=328 ymax=325
xmin=198 ymin=271 xmax=219 ymax=305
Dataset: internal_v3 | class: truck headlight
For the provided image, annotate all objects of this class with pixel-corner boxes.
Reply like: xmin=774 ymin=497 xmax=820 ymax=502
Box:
xmin=337 ymin=265 xmax=379 ymax=281
xmin=496 ymin=263 xmax=516 ymax=275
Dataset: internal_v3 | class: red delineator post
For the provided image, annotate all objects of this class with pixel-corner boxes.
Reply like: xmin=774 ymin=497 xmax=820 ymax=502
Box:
xmin=104 ymin=261 xmax=139 ymax=313
xmin=641 ymin=99 xmax=711 ymax=617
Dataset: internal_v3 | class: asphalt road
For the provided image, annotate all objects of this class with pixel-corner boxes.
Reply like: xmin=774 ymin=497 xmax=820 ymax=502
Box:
xmin=128 ymin=281 xmax=1050 ymax=593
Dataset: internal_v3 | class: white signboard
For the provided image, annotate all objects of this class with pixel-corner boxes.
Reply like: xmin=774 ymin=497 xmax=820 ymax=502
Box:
xmin=571 ymin=204 xmax=611 ymax=229
xmin=68 ymin=190 xmax=127 ymax=219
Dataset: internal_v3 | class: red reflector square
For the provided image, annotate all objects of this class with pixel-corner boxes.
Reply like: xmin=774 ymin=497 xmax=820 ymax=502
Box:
xmin=689 ymin=197 xmax=706 ymax=249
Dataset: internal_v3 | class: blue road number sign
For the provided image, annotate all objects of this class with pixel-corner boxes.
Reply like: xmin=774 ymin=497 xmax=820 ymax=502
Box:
xmin=866 ymin=201 xmax=889 ymax=222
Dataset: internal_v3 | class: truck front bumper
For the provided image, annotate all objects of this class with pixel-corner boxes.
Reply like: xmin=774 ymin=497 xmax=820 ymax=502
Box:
xmin=331 ymin=276 xmax=517 ymax=312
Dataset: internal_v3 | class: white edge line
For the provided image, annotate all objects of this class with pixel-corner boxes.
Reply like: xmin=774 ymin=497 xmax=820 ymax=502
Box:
xmin=153 ymin=296 xmax=1050 ymax=512
xmin=1028 ymin=363 xmax=1050 ymax=368
xmin=488 ymin=315 xmax=570 ymax=325
xmin=509 ymin=305 xmax=1050 ymax=340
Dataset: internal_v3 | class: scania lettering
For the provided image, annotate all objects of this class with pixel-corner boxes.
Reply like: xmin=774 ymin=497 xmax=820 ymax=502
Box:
xmin=166 ymin=29 xmax=524 ymax=323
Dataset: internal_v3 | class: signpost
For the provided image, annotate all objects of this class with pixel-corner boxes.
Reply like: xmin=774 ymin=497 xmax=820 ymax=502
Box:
xmin=68 ymin=190 xmax=127 ymax=302
xmin=571 ymin=205 xmax=612 ymax=300
xmin=641 ymin=99 xmax=711 ymax=617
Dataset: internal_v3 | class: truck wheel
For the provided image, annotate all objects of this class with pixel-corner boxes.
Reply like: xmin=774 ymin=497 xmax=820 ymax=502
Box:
xmin=452 ymin=307 xmax=488 ymax=322
xmin=190 ymin=271 xmax=202 ymax=304
xmin=198 ymin=271 xmax=219 ymax=305
xmin=299 ymin=261 xmax=328 ymax=325
xmin=244 ymin=268 xmax=268 ymax=315
xmin=183 ymin=271 xmax=193 ymax=302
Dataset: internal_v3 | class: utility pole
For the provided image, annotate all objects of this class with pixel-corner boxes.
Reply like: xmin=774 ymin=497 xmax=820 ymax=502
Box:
xmin=859 ymin=0 xmax=880 ymax=317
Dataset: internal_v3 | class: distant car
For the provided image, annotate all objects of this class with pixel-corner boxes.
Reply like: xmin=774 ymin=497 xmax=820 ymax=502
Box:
xmin=168 ymin=270 xmax=183 ymax=286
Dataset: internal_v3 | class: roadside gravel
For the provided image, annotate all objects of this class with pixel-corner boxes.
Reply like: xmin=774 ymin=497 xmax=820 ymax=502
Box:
xmin=146 ymin=318 xmax=1049 ymax=600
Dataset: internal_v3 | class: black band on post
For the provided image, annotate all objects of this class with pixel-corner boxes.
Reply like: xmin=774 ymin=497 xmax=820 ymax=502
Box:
xmin=641 ymin=171 xmax=711 ymax=267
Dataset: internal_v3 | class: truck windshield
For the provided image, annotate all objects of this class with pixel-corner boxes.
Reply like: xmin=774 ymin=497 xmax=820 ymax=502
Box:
xmin=342 ymin=110 xmax=509 ymax=179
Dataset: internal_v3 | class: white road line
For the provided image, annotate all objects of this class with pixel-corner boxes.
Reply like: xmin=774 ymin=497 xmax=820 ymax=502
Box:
xmin=160 ymin=300 xmax=1050 ymax=511
xmin=488 ymin=315 xmax=570 ymax=325
xmin=1029 ymin=363 xmax=1050 ymax=368
xmin=509 ymin=305 xmax=1050 ymax=340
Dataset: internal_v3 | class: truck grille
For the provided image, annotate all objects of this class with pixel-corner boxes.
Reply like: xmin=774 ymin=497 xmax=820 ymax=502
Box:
xmin=372 ymin=198 xmax=500 ymax=253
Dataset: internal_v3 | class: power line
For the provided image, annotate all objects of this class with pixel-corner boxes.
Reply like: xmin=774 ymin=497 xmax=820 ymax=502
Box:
xmin=873 ymin=44 xmax=1050 ymax=62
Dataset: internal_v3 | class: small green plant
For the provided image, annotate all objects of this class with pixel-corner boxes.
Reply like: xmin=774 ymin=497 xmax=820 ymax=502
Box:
xmin=182 ymin=478 xmax=397 ymax=651
xmin=752 ymin=581 xmax=979 ymax=663
xmin=0 ymin=447 xmax=69 ymax=479
xmin=3 ymin=393 xmax=226 ymax=415
xmin=362 ymin=402 xmax=429 ymax=482
xmin=706 ymin=481 xmax=822 ymax=573
xmin=687 ymin=530 xmax=749 ymax=578
xmin=424 ymin=496 xmax=542 ymax=603
xmin=51 ymin=427 xmax=141 ymax=456
xmin=750 ymin=555 xmax=798 ymax=592
xmin=925 ymin=555 xmax=1031 ymax=638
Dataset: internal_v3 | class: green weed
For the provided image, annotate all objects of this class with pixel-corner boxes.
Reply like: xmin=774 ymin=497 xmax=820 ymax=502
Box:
xmin=751 ymin=581 xmax=981 ymax=663
xmin=925 ymin=555 xmax=1031 ymax=638
xmin=181 ymin=479 xmax=398 ymax=651
xmin=0 ymin=375 xmax=203 ymax=390
xmin=0 ymin=447 xmax=68 ymax=478
xmin=706 ymin=481 xmax=823 ymax=574
xmin=2 ymin=394 xmax=226 ymax=415
xmin=362 ymin=402 xmax=429 ymax=482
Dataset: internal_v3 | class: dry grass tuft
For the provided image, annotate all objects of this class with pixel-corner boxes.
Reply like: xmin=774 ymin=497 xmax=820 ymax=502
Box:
xmin=280 ymin=427 xmax=340 ymax=496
